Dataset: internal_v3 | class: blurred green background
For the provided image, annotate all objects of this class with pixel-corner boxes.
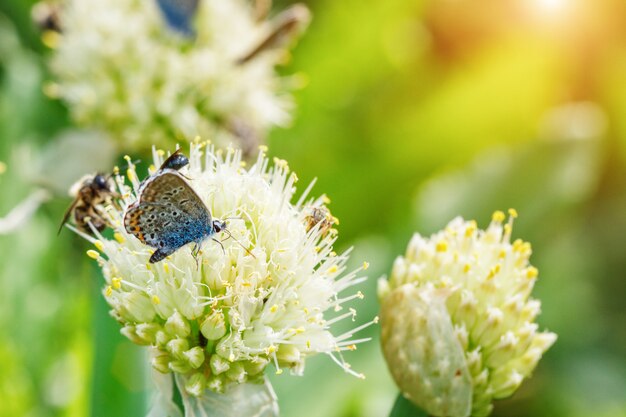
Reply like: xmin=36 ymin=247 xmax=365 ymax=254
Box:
xmin=1 ymin=0 xmax=626 ymax=416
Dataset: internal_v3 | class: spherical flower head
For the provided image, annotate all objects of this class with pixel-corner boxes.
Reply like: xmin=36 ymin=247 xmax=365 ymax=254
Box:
xmin=47 ymin=0 xmax=310 ymax=153
xmin=378 ymin=211 xmax=557 ymax=417
xmin=79 ymin=144 xmax=373 ymax=395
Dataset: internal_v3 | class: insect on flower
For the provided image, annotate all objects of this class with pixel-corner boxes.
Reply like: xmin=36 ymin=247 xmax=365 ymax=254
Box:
xmin=58 ymin=173 xmax=119 ymax=235
xmin=124 ymin=150 xmax=253 ymax=263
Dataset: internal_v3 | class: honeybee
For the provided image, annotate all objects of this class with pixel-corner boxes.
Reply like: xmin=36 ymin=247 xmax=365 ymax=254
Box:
xmin=58 ymin=173 xmax=118 ymax=235
xmin=304 ymin=206 xmax=336 ymax=237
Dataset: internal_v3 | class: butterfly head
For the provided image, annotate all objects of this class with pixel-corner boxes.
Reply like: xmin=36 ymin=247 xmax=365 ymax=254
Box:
xmin=212 ymin=219 xmax=226 ymax=233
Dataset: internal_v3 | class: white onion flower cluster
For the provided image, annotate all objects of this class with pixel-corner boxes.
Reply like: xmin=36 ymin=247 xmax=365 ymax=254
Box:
xmin=77 ymin=144 xmax=373 ymax=398
xmin=378 ymin=211 xmax=556 ymax=417
xmin=47 ymin=0 xmax=309 ymax=153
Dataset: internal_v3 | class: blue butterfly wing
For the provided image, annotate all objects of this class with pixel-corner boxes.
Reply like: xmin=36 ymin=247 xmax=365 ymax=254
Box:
xmin=155 ymin=0 xmax=199 ymax=36
xmin=124 ymin=171 xmax=213 ymax=260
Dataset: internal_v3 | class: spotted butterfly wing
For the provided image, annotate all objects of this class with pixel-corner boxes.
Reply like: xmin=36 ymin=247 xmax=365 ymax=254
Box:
xmin=124 ymin=171 xmax=213 ymax=263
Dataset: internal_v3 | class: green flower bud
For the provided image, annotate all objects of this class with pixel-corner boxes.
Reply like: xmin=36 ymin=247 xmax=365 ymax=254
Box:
xmin=380 ymin=213 xmax=557 ymax=416
xmin=164 ymin=310 xmax=190 ymax=338
xmin=184 ymin=373 xmax=207 ymax=397
xmin=210 ymin=354 xmax=230 ymax=375
xmin=184 ymin=347 xmax=205 ymax=369
xmin=200 ymin=310 xmax=227 ymax=341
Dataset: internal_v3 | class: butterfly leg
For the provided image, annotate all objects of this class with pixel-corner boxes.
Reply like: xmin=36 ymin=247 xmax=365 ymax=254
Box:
xmin=150 ymin=246 xmax=176 ymax=263
xmin=212 ymin=238 xmax=226 ymax=255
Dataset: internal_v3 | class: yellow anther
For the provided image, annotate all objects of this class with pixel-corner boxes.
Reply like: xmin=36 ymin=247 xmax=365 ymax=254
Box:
xmin=94 ymin=240 xmax=104 ymax=251
xmin=290 ymin=173 xmax=299 ymax=183
xmin=295 ymin=327 xmax=305 ymax=334
xmin=86 ymin=250 xmax=100 ymax=259
xmin=508 ymin=208 xmax=518 ymax=218
xmin=303 ymin=307 xmax=309 ymax=314
xmin=114 ymin=232 xmax=125 ymax=243
xmin=330 ymin=251 xmax=337 ymax=257
xmin=273 ymin=157 xmax=289 ymax=170
xmin=124 ymin=155 xmax=132 ymax=162
xmin=513 ymin=239 xmax=524 ymax=251
xmin=163 ymin=263 xmax=170 ymax=273
xmin=105 ymin=286 xmax=113 ymax=297
xmin=373 ymin=316 xmax=379 ymax=324
xmin=494 ymin=264 xmax=501 ymax=274
xmin=157 ymin=149 xmax=165 ymax=156
xmin=270 ymin=305 xmax=278 ymax=313
xmin=346 ymin=344 xmax=357 ymax=351
xmin=229 ymin=354 xmax=235 ymax=362
xmin=275 ymin=369 xmax=283 ymax=375
xmin=148 ymin=164 xmax=157 ymax=173
xmin=526 ymin=266 xmax=538 ymax=279
xmin=362 ymin=261 xmax=370 ymax=270
xmin=127 ymin=169 xmax=136 ymax=182
xmin=41 ymin=30 xmax=60 ymax=49
xmin=327 ymin=265 xmax=338 ymax=274
xmin=258 ymin=145 xmax=268 ymax=153
xmin=306 ymin=340 xmax=311 ymax=349
xmin=151 ymin=295 xmax=161 ymax=305
xmin=357 ymin=291 xmax=364 ymax=299
xmin=503 ymin=224 xmax=512 ymax=236
xmin=42 ymin=82 xmax=60 ymax=98
xmin=322 ymin=195 xmax=331 ymax=204
xmin=436 ymin=241 xmax=448 ymax=252
xmin=492 ymin=210 xmax=506 ymax=223
xmin=113 ymin=166 xmax=120 ymax=175
xmin=463 ymin=264 xmax=471 ymax=273
xmin=332 ymin=216 xmax=340 ymax=225
xmin=499 ymin=249 xmax=507 ymax=258
xmin=240 ymin=161 xmax=247 ymax=167
xmin=268 ymin=345 xmax=277 ymax=354
xmin=111 ymin=277 xmax=122 ymax=289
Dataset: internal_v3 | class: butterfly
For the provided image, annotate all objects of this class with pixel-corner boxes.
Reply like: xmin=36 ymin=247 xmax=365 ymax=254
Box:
xmin=124 ymin=158 xmax=225 ymax=263
xmin=154 ymin=0 xmax=199 ymax=36
xmin=58 ymin=173 xmax=119 ymax=235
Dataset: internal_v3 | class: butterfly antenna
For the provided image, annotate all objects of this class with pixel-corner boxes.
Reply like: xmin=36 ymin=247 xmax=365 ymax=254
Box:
xmin=222 ymin=229 xmax=256 ymax=259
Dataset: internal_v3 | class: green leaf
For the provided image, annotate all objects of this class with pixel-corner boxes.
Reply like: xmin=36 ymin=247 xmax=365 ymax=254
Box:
xmin=389 ymin=393 xmax=429 ymax=417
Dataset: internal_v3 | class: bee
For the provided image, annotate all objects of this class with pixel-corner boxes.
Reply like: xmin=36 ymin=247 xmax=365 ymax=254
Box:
xmin=59 ymin=150 xmax=188 ymax=235
xmin=58 ymin=173 xmax=118 ymax=235
xmin=304 ymin=206 xmax=336 ymax=237
xmin=31 ymin=1 xmax=62 ymax=33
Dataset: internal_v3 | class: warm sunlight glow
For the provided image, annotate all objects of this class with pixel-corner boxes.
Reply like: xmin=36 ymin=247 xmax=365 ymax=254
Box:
xmin=535 ymin=0 xmax=568 ymax=14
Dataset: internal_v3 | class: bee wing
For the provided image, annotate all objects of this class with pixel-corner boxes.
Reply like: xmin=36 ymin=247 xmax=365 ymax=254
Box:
xmin=57 ymin=198 xmax=79 ymax=235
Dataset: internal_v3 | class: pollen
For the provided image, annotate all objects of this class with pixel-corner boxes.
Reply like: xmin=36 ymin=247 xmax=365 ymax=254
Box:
xmin=127 ymin=169 xmax=136 ymax=182
xmin=151 ymin=295 xmax=161 ymax=304
xmin=105 ymin=286 xmax=112 ymax=297
xmin=275 ymin=369 xmax=283 ymax=375
xmin=526 ymin=266 xmax=538 ymax=279
xmin=114 ymin=233 xmax=125 ymax=243
xmin=94 ymin=240 xmax=104 ymax=251
xmin=436 ymin=241 xmax=448 ymax=252
xmin=111 ymin=277 xmax=122 ymax=289
xmin=327 ymin=265 xmax=338 ymax=274
xmin=86 ymin=250 xmax=100 ymax=259
xmin=463 ymin=264 xmax=471 ymax=273
xmin=508 ymin=208 xmax=518 ymax=218
xmin=492 ymin=210 xmax=506 ymax=223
